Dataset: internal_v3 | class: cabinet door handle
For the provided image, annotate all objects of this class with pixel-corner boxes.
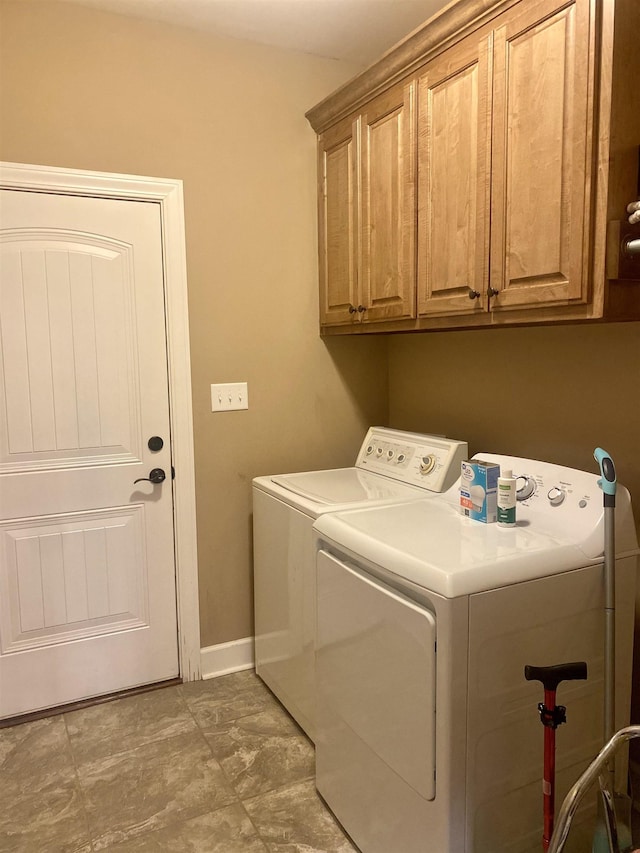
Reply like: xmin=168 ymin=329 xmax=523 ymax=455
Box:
xmin=357 ymin=305 xmax=367 ymax=312
xmin=348 ymin=304 xmax=357 ymax=314
xmin=487 ymin=286 xmax=500 ymax=298
xmin=468 ymin=288 xmax=481 ymax=300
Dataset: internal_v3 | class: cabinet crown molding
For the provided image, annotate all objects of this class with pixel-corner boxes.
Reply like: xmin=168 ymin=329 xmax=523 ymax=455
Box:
xmin=306 ymin=0 xmax=519 ymax=133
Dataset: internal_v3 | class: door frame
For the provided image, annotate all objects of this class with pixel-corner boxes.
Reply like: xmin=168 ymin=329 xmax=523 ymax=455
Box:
xmin=0 ymin=161 xmax=202 ymax=682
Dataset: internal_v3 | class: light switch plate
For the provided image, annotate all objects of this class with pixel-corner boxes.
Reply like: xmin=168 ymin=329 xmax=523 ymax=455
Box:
xmin=211 ymin=382 xmax=249 ymax=412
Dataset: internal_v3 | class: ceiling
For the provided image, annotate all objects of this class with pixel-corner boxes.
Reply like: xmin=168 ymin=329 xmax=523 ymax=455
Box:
xmin=58 ymin=0 xmax=451 ymax=67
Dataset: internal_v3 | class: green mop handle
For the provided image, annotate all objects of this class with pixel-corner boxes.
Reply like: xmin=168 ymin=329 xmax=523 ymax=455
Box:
xmin=594 ymin=447 xmax=617 ymax=743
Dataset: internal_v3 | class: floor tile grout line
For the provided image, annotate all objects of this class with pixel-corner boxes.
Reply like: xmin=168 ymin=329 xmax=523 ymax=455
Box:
xmin=63 ymin=685 xmax=201 ymax=768
xmin=176 ymin=682 xmax=222 ymax=759
xmin=61 ymin=712 xmax=96 ymax=853
xmin=64 ymin=690 xmax=240 ymax=852
xmin=236 ymin=798 xmax=272 ymax=852
xmin=70 ymin=678 xmax=270 ymax=848
xmin=196 ymin=674 xmax=315 ymax=851
xmin=187 ymin=686 xmax=317 ymax=802
xmin=180 ymin=678 xmax=275 ymax=815
xmin=180 ymin=672 xmax=319 ymax=848
xmin=69 ymin=723 xmax=209 ymax=771
xmin=240 ymin=772 xmax=317 ymax=808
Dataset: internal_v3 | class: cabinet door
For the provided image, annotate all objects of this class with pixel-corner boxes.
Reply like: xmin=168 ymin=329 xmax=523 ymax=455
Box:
xmin=417 ymin=31 xmax=492 ymax=318
xmin=359 ymin=82 xmax=416 ymax=322
xmin=489 ymin=0 xmax=592 ymax=314
xmin=318 ymin=115 xmax=359 ymax=325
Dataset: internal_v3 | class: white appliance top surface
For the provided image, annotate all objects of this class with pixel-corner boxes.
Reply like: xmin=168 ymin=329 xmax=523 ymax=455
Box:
xmin=253 ymin=427 xmax=468 ymax=516
xmin=315 ymin=499 xmax=586 ymax=598
xmin=313 ymin=453 xmax=638 ymax=598
xmin=254 ymin=468 xmax=429 ymax=518
xmin=271 ymin=468 xmax=425 ymax=505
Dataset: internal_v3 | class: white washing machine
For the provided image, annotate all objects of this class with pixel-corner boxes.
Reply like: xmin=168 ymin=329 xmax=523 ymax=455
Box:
xmin=252 ymin=427 xmax=468 ymax=740
xmin=313 ymin=453 xmax=639 ymax=853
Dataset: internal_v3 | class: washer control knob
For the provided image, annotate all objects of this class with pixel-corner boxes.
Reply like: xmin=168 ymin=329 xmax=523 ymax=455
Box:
xmin=548 ymin=487 xmax=565 ymax=507
xmin=376 ymin=446 xmax=384 ymax=457
xmin=420 ymin=454 xmax=436 ymax=475
xmin=517 ymin=475 xmax=536 ymax=501
xmin=366 ymin=444 xmax=374 ymax=455
xmin=387 ymin=449 xmax=394 ymax=460
xmin=397 ymin=453 xmax=406 ymax=464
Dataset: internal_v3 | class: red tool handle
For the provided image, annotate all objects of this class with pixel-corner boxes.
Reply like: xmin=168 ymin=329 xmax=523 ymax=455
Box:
xmin=524 ymin=662 xmax=587 ymax=851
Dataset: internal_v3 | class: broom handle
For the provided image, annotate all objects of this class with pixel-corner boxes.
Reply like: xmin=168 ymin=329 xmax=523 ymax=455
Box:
xmin=594 ymin=448 xmax=617 ymax=744
xmin=604 ymin=502 xmax=615 ymax=744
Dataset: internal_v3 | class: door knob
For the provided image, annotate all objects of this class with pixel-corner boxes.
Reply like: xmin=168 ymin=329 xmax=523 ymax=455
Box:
xmin=468 ymin=288 xmax=481 ymax=300
xmin=134 ymin=468 xmax=166 ymax=485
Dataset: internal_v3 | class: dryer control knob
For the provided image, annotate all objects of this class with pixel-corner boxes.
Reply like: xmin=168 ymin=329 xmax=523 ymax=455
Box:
xmin=420 ymin=455 xmax=436 ymax=475
xmin=548 ymin=487 xmax=566 ymax=507
xmin=517 ymin=476 xmax=536 ymax=501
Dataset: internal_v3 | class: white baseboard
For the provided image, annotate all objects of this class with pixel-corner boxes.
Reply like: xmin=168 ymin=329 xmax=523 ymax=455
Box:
xmin=200 ymin=636 xmax=255 ymax=680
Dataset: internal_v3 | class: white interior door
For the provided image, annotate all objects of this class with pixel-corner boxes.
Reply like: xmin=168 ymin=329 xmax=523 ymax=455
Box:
xmin=0 ymin=188 xmax=179 ymax=718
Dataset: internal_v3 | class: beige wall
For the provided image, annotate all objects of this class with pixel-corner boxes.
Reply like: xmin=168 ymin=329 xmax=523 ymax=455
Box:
xmin=0 ymin=1 xmax=389 ymax=647
xmin=388 ymin=322 xmax=640 ymax=535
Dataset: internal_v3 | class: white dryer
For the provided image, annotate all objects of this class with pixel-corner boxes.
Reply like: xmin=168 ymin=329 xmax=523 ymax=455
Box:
xmin=313 ymin=453 xmax=639 ymax=853
xmin=252 ymin=427 xmax=467 ymax=740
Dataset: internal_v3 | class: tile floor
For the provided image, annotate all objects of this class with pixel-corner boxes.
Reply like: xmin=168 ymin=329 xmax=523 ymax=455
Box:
xmin=0 ymin=670 xmax=359 ymax=853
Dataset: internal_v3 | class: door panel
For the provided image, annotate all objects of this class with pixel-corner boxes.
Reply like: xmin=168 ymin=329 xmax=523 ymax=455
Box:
xmin=1 ymin=507 xmax=146 ymax=653
xmin=417 ymin=31 xmax=492 ymax=317
xmin=490 ymin=0 xmax=592 ymax=311
xmin=319 ymin=116 xmax=359 ymax=325
xmin=360 ymin=82 xmax=416 ymax=322
xmin=1 ymin=237 xmax=139 ymax=469
xmin=0 ymin=190 xmax=178 ymax=718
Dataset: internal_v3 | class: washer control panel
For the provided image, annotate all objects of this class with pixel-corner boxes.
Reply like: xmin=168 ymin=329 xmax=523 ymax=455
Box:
xmin=466 ymin=453 xmax=605 ymax=517
xmin=467 ymin=452 xmax=629 ymax=558
xmin=513 ymin=470 xmax=593 ymax=511
xmin=356 ymin=427 xmax=468 ymax=493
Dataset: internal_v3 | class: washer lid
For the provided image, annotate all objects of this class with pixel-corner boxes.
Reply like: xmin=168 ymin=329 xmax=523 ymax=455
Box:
xmin=271 ymin=468 xmax=424 ymax=505
xmin=313 ymin=499 xmax=594 ymax=598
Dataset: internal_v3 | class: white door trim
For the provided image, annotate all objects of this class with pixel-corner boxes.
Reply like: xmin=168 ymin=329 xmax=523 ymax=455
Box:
xmin=0 ymin=161 xmax=202 ymax=682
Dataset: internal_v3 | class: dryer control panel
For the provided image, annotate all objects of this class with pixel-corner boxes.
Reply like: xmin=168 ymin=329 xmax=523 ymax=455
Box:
xmin=467 ymin=453 xmax=637 ymax=560
xmin=356 ymin=427 xmax=467 ymax=493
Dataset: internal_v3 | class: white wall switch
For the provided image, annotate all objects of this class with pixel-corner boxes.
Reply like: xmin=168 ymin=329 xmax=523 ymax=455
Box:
xmin=211 ymin=382 xmax=249 ymax=412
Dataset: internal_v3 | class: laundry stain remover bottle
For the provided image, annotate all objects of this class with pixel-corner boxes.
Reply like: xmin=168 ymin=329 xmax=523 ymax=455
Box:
xmin=497 ymin=469 xmax=517 ymax=527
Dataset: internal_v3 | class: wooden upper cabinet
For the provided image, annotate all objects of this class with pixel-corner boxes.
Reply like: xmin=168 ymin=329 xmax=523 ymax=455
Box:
xmin=489 ymin=0 xmax=592 ymax=314
xmin=317 ymin=83 xmax=416 ymax=326
xmin=318 ymin=116 xmax=358 ymax=325
xmin=359 ymin=82 xmax=416 ymax=323
xmin=417 ymin=30 xmax=492 ymax=318
xmin=307 ymin=0 xmax=639 ymax=334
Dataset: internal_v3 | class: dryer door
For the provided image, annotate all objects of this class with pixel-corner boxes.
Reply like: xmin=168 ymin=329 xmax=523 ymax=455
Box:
xmin=316 ymin=549 xmax=437 ymax=852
